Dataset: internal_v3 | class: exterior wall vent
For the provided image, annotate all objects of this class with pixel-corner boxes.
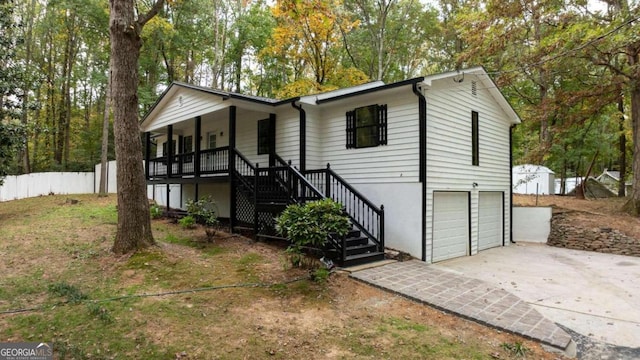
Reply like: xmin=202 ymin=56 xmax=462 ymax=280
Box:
xmin=471 ymin=81 xmax=477 ymax=96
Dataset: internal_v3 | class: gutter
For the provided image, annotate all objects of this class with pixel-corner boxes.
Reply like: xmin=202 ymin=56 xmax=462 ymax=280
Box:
xmin=317 ymin=77 xmax=425 ymax=104
xmin=412 ymin=82 xmax=428 ymax=262
xmin=510 ymin=124 xmax=516 ymax=244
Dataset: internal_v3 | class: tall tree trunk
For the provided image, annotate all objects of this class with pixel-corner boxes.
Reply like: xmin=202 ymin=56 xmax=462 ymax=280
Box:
xmin=56 ymin=29 xmax=72 ymax=166
xmin=626 ymin=82 xmax=640 ymax=214
xmin=618 ymin=93 xmax=627 ymax=197
xmin=99 ymin=64 xmax=112 ymax=197
xmin=32 ymin=87 xmax=41 ymax=171
xmin=63 ymin=16 xmax=78 ymax=169
xmin=19 ymin=0 xmax=37 ymax=174
xmin=109 ymin=0 xmax=163 ymax=254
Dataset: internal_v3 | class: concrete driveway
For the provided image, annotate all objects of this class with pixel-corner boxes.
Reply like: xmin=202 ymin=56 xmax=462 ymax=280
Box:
xmin=432 ymin=243 xmax=640 ymax=349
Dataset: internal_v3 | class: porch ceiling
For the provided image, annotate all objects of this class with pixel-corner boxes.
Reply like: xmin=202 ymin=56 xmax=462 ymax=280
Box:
xmin=145 ymin=103 xmax=275 ymax=136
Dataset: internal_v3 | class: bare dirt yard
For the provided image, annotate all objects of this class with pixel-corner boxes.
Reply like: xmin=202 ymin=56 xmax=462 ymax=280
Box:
xmin=0 ymin=195 xmax=568 ymax=359
xmin=514 ymin=194 xmax=640 ymax=240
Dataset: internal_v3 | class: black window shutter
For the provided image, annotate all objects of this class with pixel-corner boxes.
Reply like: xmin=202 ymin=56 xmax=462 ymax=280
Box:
xmin=378 ymin=104 xmax=387 ymax=145
xmin=346 ymin=110 xmax=355 ymax=149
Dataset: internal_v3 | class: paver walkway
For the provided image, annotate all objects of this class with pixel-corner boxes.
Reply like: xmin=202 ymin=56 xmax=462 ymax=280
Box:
xmin=350 ymin=260 xmax=575 ymax=354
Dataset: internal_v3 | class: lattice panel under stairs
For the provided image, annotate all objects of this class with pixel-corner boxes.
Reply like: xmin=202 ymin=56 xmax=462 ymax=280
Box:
xmin=256 ymin=210 xmax=278 ymax=237
xmin=235 ymin=185 xmax=255 ymax=227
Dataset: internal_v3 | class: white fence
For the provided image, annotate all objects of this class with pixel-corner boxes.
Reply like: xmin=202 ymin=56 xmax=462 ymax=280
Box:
xmin=0 ymin=161 xmax=119 ymax=202
xmin=0 ymin=171 xmax=96 ymax=201
xmin=94 ymin=160 xmax=118 ymax=194
xmin=1 ymin=161 xmax=178 ymax=209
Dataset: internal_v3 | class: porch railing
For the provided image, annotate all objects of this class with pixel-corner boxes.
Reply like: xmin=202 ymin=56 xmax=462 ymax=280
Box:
xmin=304 ymin=164 xmax=385 ymax=254
xmin=147 ymin=146 xmax=230 ymax=178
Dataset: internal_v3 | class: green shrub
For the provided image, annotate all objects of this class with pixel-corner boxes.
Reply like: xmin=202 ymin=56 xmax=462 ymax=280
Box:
xmin=178 ymin=215 xmax=196 ymax=229
xmin=150 ymin=204 xmax=163 ymax=219
xmin=185 ymin=196 xmax=219 ymax=227
xmin=311 ymin=267 xmax=331 ymax=283
xmin=276 ymin=198 xmax=350 ymax=266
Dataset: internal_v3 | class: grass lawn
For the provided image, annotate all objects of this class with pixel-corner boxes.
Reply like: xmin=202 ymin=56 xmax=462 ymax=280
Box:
xmin=0 ymin=195 xmax=564 ymax=359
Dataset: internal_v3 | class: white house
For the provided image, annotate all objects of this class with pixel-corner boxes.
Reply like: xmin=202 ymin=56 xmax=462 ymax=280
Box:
xmin=512 ymin=164 xmax=555 ymax=195
xmin=140 ymin=67 xmax=520 ymax=265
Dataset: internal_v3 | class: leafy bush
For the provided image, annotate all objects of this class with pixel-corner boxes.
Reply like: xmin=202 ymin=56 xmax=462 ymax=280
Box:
xmin=276 ymin=198 xmax=350 ymax=265
xmin=311 ymin=267 xmax=331 ymax=283
xmin=149 ymin=204 xmax=163 ymax=219
xmin=178 ymin=215 xmax=196 ymax=229
xmin=185 ymin=196 xmax=219 ymax=227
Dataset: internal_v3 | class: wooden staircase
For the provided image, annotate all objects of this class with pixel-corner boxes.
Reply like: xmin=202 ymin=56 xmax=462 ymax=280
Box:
xmin=328 ymin=229 xmax=385 ymax=267
xmin=231 ymin=150 xmax=385 ymax=267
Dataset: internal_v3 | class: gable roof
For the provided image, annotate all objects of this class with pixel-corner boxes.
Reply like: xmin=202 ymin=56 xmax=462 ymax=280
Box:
xmin=423 ymin=67 xmax=521 ymax=125
xmin=597 ymin=169 xmax=621 ymax=181
xmin=141 ymin=67 xmax=521 ymax=129
xmin=304 ymin=78 xmax=423 ymax=105
xmin=140 ymin=82 xmax=295 ymax=129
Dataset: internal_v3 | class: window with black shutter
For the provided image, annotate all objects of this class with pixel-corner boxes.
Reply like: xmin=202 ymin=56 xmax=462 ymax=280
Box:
xmin=257 ymin=118 xmax=272 ymax=155
xmin=346 ymin=104 xmax=387 ymax=149
xmin=472 ymin=111 xmax=479 ymax=166
xmin=183 ymin=135 xmax=193 ymax=163
xmin=162 ymin=139 xmax=176 ymax=157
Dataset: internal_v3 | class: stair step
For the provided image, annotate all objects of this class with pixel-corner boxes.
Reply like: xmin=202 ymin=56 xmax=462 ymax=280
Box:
xmin=342 ymin=252 xmax=385 ymax=267
xmin=347 ymin=229 xmax=362 ymax=238
xmin=346 ymin=243 xmax=378 ymax=256
xmin=345 ymin=236 xmax=368 ymax=247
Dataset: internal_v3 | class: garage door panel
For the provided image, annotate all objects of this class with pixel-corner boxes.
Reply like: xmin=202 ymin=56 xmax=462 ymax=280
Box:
xmin=478 ymin=192 xmax=502 ymax=251
xmin=432 ymin=192 xmax=469 ymax=262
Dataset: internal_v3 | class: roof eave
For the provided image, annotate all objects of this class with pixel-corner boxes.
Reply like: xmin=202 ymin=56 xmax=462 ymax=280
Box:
xmin=314 ymin=77 xmax=425 ymax=105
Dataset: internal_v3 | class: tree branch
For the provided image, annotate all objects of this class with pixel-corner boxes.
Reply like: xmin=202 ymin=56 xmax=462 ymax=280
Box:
xmin=137 ymin=0 xmax=165 ymax=27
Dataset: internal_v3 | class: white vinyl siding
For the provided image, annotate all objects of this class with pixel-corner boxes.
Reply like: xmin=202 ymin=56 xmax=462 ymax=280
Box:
xmin=235 ymin=110 xmax=271 ymax=166
xmin=200 ymin=114 xmax=229 ymax=150
xmin=317 ymin=86 xmax=420 ymax=184
xmin=305 ymin=107 xmax=323 ymax=170
xmin=274 ymin=107 xmax=300 ymax=167
xmin=424 ymin=74 xmax=512 ymax=262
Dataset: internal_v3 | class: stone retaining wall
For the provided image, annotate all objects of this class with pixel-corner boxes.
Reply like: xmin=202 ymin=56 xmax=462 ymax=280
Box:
xmin=548 ymin=211 xmax=640 ymax=256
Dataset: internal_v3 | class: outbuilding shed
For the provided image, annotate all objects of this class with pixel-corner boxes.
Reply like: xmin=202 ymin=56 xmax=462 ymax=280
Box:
xmin=512 ymin=165 xmax=555 ymax=195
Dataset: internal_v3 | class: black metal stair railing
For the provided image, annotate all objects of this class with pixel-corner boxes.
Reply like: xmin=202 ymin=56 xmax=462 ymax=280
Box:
xmin=304 ymin=164 xmax=385 ymax=255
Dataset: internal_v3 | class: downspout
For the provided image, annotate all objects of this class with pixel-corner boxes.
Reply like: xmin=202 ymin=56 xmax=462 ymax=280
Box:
xmin=292 ymin=100 xmax=306 ymax=173
xmin=510 ymin=124 xmax=516 ymax=244
xmin=412 ymin=82 xmax=428 ymax=261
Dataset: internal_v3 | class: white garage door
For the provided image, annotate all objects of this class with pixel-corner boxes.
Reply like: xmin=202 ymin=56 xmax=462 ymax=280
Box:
xmin=478 ymin=192 xmax=503 ymax=251
xmin=432 ymin=192 xmax=469 ymax=262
